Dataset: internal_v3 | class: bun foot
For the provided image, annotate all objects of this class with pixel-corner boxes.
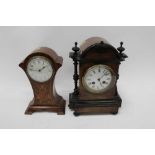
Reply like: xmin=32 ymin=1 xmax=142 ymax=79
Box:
xmin=57 ymin=111 xmax=65 ymax=115
xmin=74 ymin=112 xmax=80 ymax=116
xmin=112 ymin=111 xmax=118 ymax=115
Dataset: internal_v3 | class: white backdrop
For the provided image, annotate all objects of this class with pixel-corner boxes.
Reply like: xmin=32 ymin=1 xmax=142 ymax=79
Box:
xmin=0 ymin=26 xmax=155 ymax=128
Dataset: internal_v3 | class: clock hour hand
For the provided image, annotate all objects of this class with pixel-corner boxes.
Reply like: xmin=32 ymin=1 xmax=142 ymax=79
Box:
xmin=37 ymin=66 xmax=47 ymax=72
xmin=39 ymin=65 xmax=47 ymax=71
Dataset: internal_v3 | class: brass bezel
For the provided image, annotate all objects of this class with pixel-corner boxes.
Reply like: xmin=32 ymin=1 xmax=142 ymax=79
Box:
xmin=26 ymin=56 xmax=54 ymax=83
xmin=82 ymin=64 xmax=116 ymax=94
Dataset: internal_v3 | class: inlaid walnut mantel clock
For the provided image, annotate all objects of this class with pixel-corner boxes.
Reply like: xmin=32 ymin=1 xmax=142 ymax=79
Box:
xmin=19 ymin=47 xmax=66 ymax=115
xmin=69 ymin=37 xmax=128 ymax=116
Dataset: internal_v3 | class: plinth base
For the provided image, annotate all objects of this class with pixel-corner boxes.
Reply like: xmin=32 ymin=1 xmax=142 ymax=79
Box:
xmin=69 ymin=93 xmax=122 ymax=116
xmin=25 ymin=97 xmax=66 ymax=115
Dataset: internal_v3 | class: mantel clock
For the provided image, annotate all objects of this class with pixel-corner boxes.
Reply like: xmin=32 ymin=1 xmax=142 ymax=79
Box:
xmin=19 ymin=47 xmax=66 ymax=115
xmin=69 ymin=37 xmax=127 ymax=116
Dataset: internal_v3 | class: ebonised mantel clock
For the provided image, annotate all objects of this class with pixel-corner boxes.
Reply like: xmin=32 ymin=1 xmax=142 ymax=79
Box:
xmin=69 ymin=37 xmax=128 ymax=116
xmin=19 ymin=47 xmax=66 ymax=115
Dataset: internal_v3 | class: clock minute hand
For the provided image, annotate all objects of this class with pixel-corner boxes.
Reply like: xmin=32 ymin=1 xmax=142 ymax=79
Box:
xmin=99 ymin=81 xmax=103 ymax=87
xmin=29 ymin=68 xmax=38 ymax=71
xmin=100 ymin=73 xmax=105 ymax=79
xmin=97 ymin=78 xmax=103 ymax=87
xmin=38 ymin=66 xmax=47 ymax=72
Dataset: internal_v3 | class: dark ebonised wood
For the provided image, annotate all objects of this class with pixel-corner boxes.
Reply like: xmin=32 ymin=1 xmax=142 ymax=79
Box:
xmin=69 ymin=37 xmax=127 ymax=116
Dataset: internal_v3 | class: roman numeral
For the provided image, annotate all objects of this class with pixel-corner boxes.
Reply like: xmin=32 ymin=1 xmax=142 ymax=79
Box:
xmin=98 ymin=67 xmax=101 ymax=72
xmin=104 ymin=71 xmax=109 ymax=76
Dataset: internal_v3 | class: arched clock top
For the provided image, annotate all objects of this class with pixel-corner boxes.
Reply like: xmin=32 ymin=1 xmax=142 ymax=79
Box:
xmin=19 ymin=47 xmax=66 ymax=115
xmin=69 ymin=37 xmax=128 ymax=116
xmin=19 ymin=47 xmax=63 ymax=71
xmin=80 ymin=37 xmax=109 ymax=52
xmin=80 ymin=37 xmax=122 ymax=61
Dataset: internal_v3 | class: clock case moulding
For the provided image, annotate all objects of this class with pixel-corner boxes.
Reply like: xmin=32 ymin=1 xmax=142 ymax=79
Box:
xmin=19 ymin=47 xmax=66 ymax=115
xmin=69 ymin=37 xmax=128 ymax=116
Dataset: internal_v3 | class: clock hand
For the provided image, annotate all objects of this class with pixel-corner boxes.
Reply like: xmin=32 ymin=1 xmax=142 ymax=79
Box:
xmin=38 ymin=66 xmax=47 ymax=72
xmin=39 ymin=65 xmax=47 ymax=71
xmin=100 ymin=74 xmax=105 ymax=79
xmin=99 ymin=80 xmax=104 ymax=87
xmin=30 ymin=66 xmax=47 ymax=72
xmin=97 ymin=78 xmax=103 ymax=87
xmin=29 ymin=68 xmax=38 ymax=71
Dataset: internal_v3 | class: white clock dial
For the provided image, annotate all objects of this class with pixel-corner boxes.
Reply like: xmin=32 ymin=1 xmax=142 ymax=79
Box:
xmin=82 ymin=65 xmax=116 ymax=93
xmin=27 ymin=56 xmax=53 ymax=82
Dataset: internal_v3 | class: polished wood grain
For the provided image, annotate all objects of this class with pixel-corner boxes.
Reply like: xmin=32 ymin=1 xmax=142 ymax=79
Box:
xmin=69 ymin=37 xmax=123 ymax=116
xmin=19 ymin=47 xmax=66 ymax=115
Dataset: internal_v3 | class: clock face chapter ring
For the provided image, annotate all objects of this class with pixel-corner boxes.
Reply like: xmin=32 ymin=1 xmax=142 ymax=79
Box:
xmin=82 ymin=64 xmax=116 ymax=94
xmin=26 ymin=56 xmax=54 ymax=83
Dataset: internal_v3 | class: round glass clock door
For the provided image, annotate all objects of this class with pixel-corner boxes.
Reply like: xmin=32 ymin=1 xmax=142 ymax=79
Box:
xmin=27 ymin=56 xmax=53 ymax=82
xmin=82 ymin=64 xmax=116 ymax=93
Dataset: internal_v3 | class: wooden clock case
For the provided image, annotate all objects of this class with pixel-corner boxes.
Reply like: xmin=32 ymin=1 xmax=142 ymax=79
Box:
xmin=19 ymin=47 xmax=66 ymax=115
xmin=69 ymin=37 xmax=127 ymax=116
